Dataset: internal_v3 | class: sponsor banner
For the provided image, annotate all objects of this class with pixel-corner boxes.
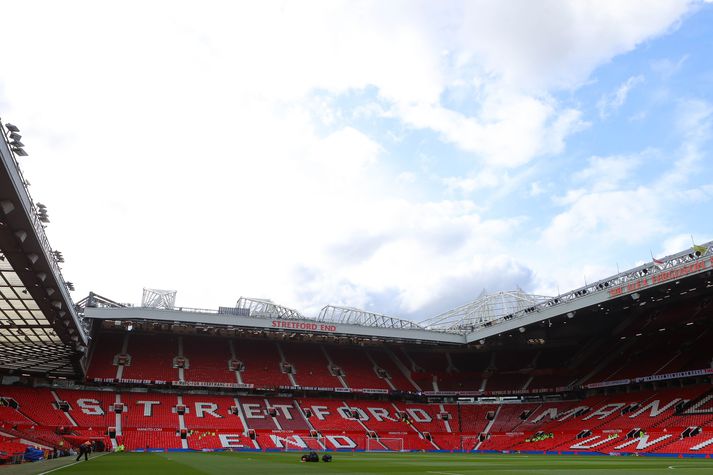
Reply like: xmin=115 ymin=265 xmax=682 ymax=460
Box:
xmin=137 ymin=428 xmax=162 ymax=432
xmin=423 ymin=391 xmax=482 ymax=397
xmin=359 ymin=388 xmax=389 ymax=394
xmin=278 ymin=385 xmax=336 ymax=392
xmin=270 ymin=320 xmax=338 ymax=333
xmin=585 ymin=379 xmax=631 ymax=389
xmin=608 ymin=258 xmax=711 ymax=298
xmin=423 ymin=391 xmax=458 ymax=396
xmin=334 ymin=388 xmax=352 ymax=393
xmin=425 ymin=388 xmax=566 ymax=397
xmin=633 ymin=368 xmax=713 ymax=383
xmin=172 ymin=381 xmax=254 ymax=389
xmin=489 ymin=390 xmax=526 ymax=396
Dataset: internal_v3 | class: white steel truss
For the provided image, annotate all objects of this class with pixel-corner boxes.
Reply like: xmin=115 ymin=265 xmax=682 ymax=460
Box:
xmin=235 ymin=297 xmax=305 ymax=320
xmin=141 ymin=288 xmax=177 ymax=309
xmin=317 ymin=305 xmax=423 ymax=330
xmin=421 ymin=288 xmax=552 ymax=334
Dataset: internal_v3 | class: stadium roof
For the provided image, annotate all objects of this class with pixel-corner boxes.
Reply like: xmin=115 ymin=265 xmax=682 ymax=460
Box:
xmin=421 ymin=288 xmax=552 ymax=333
xmin=84 ymin=239 xmax=713 ymax=346
xmin=317 ymin=305 xmax=424 ymax=330
xmin=0 ymin=119 xmax=86 ymax=377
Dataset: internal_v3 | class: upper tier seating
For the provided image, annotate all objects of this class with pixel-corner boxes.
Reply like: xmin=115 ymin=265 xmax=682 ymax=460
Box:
xmin=120 ymin=334 xmax=178 ymax=382
xmin=182 ymin=336 xmax=236 ymax=384
xmin=232 ymin=339 xmax=292 ymax=388
xmin=328 ymin=347 xmax=390 ymax=390
xmin=280 ymin=342 xmax=341 ymax=389
xmin=86 ymin=332 xmax=124 ymax=380
xmin=367 ymin=348 xmax=417 ymax=391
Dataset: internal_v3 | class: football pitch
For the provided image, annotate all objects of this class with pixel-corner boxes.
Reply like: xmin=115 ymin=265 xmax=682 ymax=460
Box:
xmin=13 ymin=452 xmax=713 ymax=474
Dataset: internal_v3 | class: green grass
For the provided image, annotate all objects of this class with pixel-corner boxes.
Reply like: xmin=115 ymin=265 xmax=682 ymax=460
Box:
xmin=31 ymin=451 xmax=712 ymax=475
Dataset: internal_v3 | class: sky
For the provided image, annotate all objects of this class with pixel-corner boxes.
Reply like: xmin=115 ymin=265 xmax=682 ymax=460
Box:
xmin=1 ymin=0 xmax=712 ymax=322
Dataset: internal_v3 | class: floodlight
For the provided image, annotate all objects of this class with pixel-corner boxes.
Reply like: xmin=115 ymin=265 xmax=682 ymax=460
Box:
xmin=5 ymin=123 xmax=19 ymax=132
xmin=9 ymin=132 xmax=21 ymax=141
xmin=12 ymin=147 xmax=28 ymax=156
xmin=10 ymin=139 xmax=24 ymax=148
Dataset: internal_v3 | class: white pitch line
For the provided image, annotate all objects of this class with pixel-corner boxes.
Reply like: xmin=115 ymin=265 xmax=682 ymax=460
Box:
xmin=428 ymin=471 xmax=465 ymax=475
xmin=38 ymin=452 xmax=109 ymax=475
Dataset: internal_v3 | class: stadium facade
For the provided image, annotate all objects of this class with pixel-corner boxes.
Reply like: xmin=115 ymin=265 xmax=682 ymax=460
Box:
xmin=2 ymin=118 xmax=713 ymax=459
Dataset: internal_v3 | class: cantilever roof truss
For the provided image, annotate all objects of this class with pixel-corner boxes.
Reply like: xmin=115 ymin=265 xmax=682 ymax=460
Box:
xmin=318 ymin=305 xmax=424 ymax=330
xmin=0 ymin=255 xmax=77 ymax=375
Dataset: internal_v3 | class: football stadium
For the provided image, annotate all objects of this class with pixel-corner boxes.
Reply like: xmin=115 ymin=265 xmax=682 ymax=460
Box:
xmin=2 ymin=119 xmax=713 ymax=471
xmin=2 ymin=2 xmax=713 ymax=474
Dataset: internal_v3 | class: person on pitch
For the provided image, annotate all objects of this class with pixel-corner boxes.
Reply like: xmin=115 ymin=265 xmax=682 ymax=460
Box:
xmin=75 ymin=441 xmax=91 ymax=462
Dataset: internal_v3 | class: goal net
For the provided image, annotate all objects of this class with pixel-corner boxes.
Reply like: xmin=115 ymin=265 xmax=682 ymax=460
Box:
xmin=366 ymin=437 xmax=404 ymax=452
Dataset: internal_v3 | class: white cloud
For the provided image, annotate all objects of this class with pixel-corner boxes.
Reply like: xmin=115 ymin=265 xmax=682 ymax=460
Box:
xmin=573 ymin=153 xmax=647 ymax=192
xmin=309 ymin=127 xmax=382 ymax=180
xmin=530 ymin=182 xmax=545 ymax=197
xmin=536 ymin=96 xmax=713 ymax=295
xmin=456 ymin=0 xmax=690 ymax=91
xmin=0 ymin=0 xmax=700 ymax=320
xmin=651 ymin=54 xmax=689 ymax=79
xmin=597 ymin=75 xmax=645 ymax=118
xmin=289 ymin=199 xmax=529 ymax=317
xmin=396 ymin=92 xmax=586 ymax=168
xmin=657 ymin=99 xmax=713 ymax=188
xmin=443 ymin=170 xmax=502 ymax=193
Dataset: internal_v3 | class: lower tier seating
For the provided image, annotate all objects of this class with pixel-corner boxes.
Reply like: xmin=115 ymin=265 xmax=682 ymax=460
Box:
xmin=1 ymin=384 xmax=712 ymax=453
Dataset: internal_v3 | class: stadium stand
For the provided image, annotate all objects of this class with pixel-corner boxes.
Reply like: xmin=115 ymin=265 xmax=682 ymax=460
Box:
xmin=182 ymin=336 xmax=236 ymax=384
xmin=280 ymin=342 xmax=341 ymax=389
xmin=120 ymin=334 xmax=179 ymax=383
xmin=328 ymin=347 xmax=392 ymax=390
xmin=86 ymin=332 xmax=125 ymax=381
xmin=232 ymin=339 xmax=292 ymax=388
xmin=1 ymin=383 xmax=713 ymax=453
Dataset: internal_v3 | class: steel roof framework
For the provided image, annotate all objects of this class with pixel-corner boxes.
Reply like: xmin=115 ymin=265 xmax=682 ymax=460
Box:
xmin=0 ymin=118 xmax=85 ymax=377
xmin=317 ymin=305 xmax=424 ymax=330
xmin=235 ymin=297 xmax=305 ymax=320
xmin=0 ymin=254 xmax=78 ymax=375
xmin=421 ymin=288 xmax=552 ymax=333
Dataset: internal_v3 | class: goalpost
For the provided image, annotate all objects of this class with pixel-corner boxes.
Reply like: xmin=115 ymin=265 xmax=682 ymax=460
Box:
xmin=366 ymin=437 xmax=405 ymax=452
